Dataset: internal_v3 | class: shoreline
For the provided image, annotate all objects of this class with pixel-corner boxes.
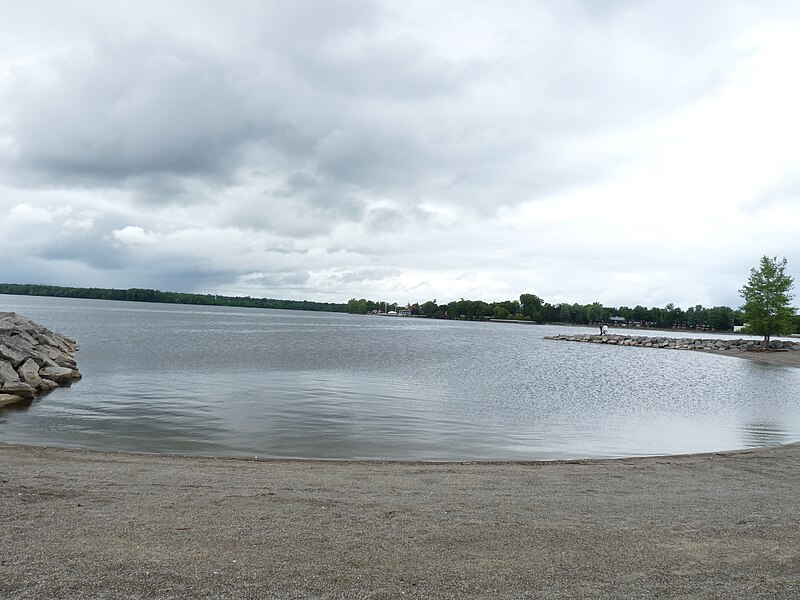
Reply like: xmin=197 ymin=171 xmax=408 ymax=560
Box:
xmin=3 ymin=442 xmax=799 ymax=598
xmin=702 ymin=347 xmax=800 ymax=367
xmin=545 ymin=331 xmax=800 ymax=369
xmin=2 ymin=435 xmax=790 ymax=465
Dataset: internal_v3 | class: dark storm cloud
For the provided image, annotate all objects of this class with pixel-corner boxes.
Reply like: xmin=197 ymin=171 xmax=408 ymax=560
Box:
xmin=217 ymin=180 xmax=367 ymax=238
xmin=38 ymin=238 xmax=127 ymax=270
xmin=3 ymin=0 xmax=721 ymax=211
xmin=3 ymin=33 xmax=288 ymax=183
xmin=2 ymin=0 xmax=481 ymax=212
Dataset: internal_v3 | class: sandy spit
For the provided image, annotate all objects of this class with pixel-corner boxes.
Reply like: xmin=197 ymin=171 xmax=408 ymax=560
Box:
xmin=2 ymin=442 xmax=799 ymax=599
xmin=702 ymin=347 xmax=800 ymax=368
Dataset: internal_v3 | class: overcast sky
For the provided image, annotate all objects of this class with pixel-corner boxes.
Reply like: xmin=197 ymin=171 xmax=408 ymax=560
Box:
xmin=1 ymin=1 xmax=799 ymax=309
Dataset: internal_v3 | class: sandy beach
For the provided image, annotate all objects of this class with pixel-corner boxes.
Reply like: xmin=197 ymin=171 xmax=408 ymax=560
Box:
xmin=704 ymin=347 xmax=800 ymax=368
xmin=2 ymin=440 xmax=799 ymax=599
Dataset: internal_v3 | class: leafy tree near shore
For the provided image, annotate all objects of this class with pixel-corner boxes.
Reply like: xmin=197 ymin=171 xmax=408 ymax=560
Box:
xmin=739 ymin=256 xmax=796 ymax=348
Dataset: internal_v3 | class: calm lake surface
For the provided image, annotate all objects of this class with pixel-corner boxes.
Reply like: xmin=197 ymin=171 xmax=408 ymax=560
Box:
xmin=2 ymin=295 xmax=799 ymax=460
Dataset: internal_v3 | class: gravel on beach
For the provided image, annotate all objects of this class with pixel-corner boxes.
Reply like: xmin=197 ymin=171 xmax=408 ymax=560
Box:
xmin=2 ymin=441 xmax=799 ymax=599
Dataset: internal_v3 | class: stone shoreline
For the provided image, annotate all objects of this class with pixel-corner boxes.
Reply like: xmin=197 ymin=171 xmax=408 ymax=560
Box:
xmin=545 ymin=332 xmax=799 ymax=352
xmin=0 ymin=312 xmax=82 ymax=407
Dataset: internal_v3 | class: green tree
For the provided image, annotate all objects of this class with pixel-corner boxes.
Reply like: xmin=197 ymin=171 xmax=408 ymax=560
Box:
xmin=540 ymin=302 xmax=559 ymax=322
xmin=493 ymin=306 xmax=509 ymax=319
xmin=739 ymin=255 xmax=796 ymax=348
xmin=346 ymin=298 xmax=369 ymax=314
xmin=420 ymin=300 xmax=438 ymax=316
xmin=631 ymin=305 xmax=650 ymax=324
xmin=519 ymin=293 xmax=543 ymax=321
xmin=558 ymin=303 xmax=572 ymax=323
xmin=571 ymin=303 xmax=588 ymax=324
xmin=587 ymin=302 xmax=605 ymax=323
xmin=662 ymin=304 xmax=685 ymax=329
xmin=706 ymin=306 xmax=734 ymax=331
xmin=686 ymin=305 xmax=707 ymax=330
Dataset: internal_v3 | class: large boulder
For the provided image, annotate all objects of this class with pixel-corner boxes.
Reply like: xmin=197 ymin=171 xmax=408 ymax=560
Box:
xmin=18 ymin=357 xmax=45 ymax=388
xmin=0 ymin=312 xmax=81 ymax=401
xmin=0 ymin=358 xmax=20 ymax=384
xmin=0 ymin=344 xmax=26 ymax=368
xmin=1 ymin=381 xmax=36 ymax=400
xmin=0 ymin=393 xmax=27 ymax=408
xmin=39 ymin=365 xmax=79 ymax=385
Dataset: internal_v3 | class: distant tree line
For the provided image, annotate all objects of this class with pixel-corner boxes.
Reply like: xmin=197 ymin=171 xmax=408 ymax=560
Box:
xmin=348 ymin=293 xmax=800 ymax=333
xmin=3 ymin=278 xmax=797 ymax=333
xmin=0 ymin=283 xmax=346 ymax=313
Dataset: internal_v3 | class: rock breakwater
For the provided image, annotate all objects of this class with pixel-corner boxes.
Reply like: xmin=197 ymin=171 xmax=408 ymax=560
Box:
xmin=545 ymin=333 xmax=799 ymax=352
xmin=0 ymin=312 xmax=81 ymax=408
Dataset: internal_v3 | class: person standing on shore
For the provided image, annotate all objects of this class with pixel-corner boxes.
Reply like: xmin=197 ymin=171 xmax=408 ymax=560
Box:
xmin=602 ymin=324 xmax=608 ymax=335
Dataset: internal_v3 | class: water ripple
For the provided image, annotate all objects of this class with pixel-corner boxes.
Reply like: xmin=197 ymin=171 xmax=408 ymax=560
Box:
xmin=1 ymin=295 xmax=799 ymax=459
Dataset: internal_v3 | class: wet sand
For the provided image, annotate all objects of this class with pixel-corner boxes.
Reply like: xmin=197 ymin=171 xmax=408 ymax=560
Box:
xmin=2 ymin=441 xmax=799 ymax=599
xmin=704 ymin=347 xmax=800 ymax=368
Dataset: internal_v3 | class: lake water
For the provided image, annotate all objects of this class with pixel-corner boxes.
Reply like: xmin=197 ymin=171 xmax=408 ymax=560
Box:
xmin=1 ymin=294 xmax=799 ymax=460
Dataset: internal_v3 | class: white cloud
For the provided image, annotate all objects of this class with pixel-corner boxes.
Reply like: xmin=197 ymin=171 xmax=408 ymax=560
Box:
xmin=8 ymin=203 xmax=71 ymax=224
xmin=110 ymin=225 xmax=155 ymax=245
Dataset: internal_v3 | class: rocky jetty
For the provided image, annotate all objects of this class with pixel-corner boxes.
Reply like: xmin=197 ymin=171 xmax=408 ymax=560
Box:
xmin=0 ymin=312 xmax=81 ymax=408
xmin=545 ymin=333 xmax=799 ymax=352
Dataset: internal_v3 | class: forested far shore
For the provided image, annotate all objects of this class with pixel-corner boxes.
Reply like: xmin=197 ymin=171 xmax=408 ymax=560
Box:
xmin=0 ymin=284 xmax=346 ymax=313
xmin=3 ymin=283 xmax=798 ymax=334
xmin=347 ymin=294 xmax=800 ymax=333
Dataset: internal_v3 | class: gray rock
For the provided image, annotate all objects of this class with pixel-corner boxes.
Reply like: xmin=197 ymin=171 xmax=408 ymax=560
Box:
xmin=43 ymin=346 xmax=78 ymax=368
xmin=38 ymin=378 xmax=59 ymax=392
xmin=1 ymin=381 xmax=36 ymax=400
xmin=18 ymin=358 xmax=43 ymax=386
xmin=39 ymin=365 xmax=77 ymax=384
xmin=0 ymin=358 xmax=20 ymax=384
xmin=0 ymin=393 xmax=27 ymax=408
xmin=0 ymin=313 xmax=81 ymax=401
xmin=546 ymin=332 xmax=800 ymax=356
xmin=1 ymin=335 xmax=39 ymax=362
xmin=0 ymin=343 xmax=26 ymax=368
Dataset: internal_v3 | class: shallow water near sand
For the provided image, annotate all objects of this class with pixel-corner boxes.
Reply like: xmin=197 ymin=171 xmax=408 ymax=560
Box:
xmin=1 ymin=294 xmax=799 ymax=460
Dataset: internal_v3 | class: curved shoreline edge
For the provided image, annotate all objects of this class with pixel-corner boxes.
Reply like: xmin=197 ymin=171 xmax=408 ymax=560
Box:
xmin=2 ymin=442 xmax=799 ymax=598
xmin=3 ymin=438 xmax=798 ymax=466
xmin=546 ymin=332 xmax=800 ymax=369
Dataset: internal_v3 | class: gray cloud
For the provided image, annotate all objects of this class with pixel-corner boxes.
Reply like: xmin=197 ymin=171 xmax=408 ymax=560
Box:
xmin=333 ymin=267 xmax=400 ymax=284
xmin=4 ymin=35 xmax=272 ymax=182
xmin=1 ymin=1 xmax=799 ymax=306
xmin=38 ymin=238 xmax=127 ymax=271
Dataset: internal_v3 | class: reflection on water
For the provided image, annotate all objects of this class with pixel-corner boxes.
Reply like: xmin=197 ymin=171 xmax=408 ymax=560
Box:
xmin=1 ymin=294 xmax=799 ymax=460
xmin=741 ymin=421 xmax=793 ymax=447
